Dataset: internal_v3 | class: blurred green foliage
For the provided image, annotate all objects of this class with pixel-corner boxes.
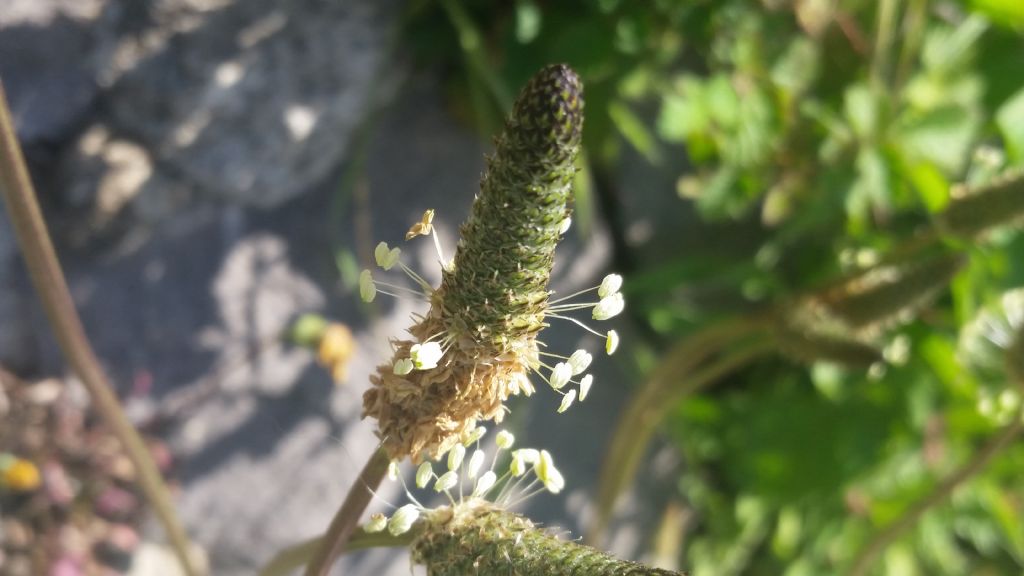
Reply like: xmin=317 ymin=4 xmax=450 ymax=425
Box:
xmin=403 ymin=1 xmax=1024 ymax=574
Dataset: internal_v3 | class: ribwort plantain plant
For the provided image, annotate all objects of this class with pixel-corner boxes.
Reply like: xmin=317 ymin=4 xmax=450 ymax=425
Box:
xmin=295 ymin=64 xmax=677 ymax=576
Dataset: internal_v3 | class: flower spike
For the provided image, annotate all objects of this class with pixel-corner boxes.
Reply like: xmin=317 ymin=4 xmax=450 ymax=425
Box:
xmin=362 ymin=64 xmax=585 ymax=462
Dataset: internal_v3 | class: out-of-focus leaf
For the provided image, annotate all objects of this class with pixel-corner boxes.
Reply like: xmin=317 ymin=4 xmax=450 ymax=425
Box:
xmin=897 ymin=105 xmax=980 ymax=174
xmin=726 ymin=87 xmax=776 ymax=168
xmin=921 ymin=16 xmax=989 ymax=74
xmin=901 ymin=159 xmax=950 ymax=213
xmin=846 ymin=147 xmax=890 ymax=226
xmin=772 ymin=506 xmax=804 ymax=559
xmin=696 ymin=166 xmax=739 ymax=218
xmin=844 ymin=84 xmax=879 ymax=141
xmin=706 ymin=75 xmax=741 ymax=127
xmin=608 ymin=100 xmax=661 ymax=163
xmin=969 ymin=0 xmax=1024 ymax=29
xmin=514 ymin=0 xmax=542 ymax=44
xmin=771 ymin=37 xmax=819 ymax=96
xmin=671 ymin=376 xmax=905 ymax=503
xmin=658 ymin=93 xmax=705 ymax=142
xmin=919 ymin=334 xmax=976 ymax=398
xmin=883 ymin=544 xmax=918 ymax=576
xmin=996 ymin=87 xmax=1024 ymax=164
xmin=614 ymin=17 xmax=642 ymax=54
xmin=980 ymin=482 xmax=1024 ymax=561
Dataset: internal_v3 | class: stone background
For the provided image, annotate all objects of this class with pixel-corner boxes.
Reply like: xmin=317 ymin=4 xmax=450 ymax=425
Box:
xmin=0 ymin=1 xmax=688 ymax=573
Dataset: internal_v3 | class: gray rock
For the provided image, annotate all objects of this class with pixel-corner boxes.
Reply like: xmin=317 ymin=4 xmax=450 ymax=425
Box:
xmin=0 ymin=206 xmax=37 ymax=373
xmin=164 ymin=73 xmax=486 ymax=576
xmin=103 ymin=0 xmax=401 ymax=207
xmin=0 ymin=0 xmax=109 ymax=143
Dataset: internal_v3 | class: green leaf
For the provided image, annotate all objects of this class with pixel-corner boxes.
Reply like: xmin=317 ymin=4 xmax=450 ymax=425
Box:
xmin=846 ymin=147 xmax=890 ymax=227
xmin=905 ymin=160 xmax=951 ymax=213
xmin=514 ymin=0 xmax=542 ymax=44
xmin=844 ymin=84 xmax=878 ymax=141
xmin=770 ymin=37 xmax=819 ymax=96
xmin=921 ymin=16 xmax=989 ymax=75
xmin=658 ymin=93 xmax=705 ymax=142
xmin=980 ymin=482 xmax=1024 ymax=561
xmin=996 ymin=87 xmax=1024 ymax=164
xmin=897 ymin=105 xmax=980 ymax=175
xmin=608 ymin=100 xmax=661 ymax=163
xmin=969 ymin=0 xmax=1024 ymax=29
xmin=706 ymin=74 xmax=741 ymax=127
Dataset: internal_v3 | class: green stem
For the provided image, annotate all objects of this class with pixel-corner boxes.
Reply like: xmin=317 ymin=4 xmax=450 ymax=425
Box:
xmin=438 ymin=0 xmax=513 ymax=112
xmin=303 ymin=447 xmax=391 ymax=576
xmin=0 ymin=83 xmax=200 ymax=576
xmin=871 ymin=0 xmax=900 ymax=93
xmin=847 ymin=412 xmax=1024 ymax=576
xmin=894 ymin=0 xmax=927 ymax=92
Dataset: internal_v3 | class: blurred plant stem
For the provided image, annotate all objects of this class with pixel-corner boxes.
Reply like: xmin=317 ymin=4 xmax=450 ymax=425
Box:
xmin=871 ymin=0 xmax=901 ymax=94
xmin=895 ymin=0 xmax=928 ymax=90
xmin=261 ymin=524 xmax=414 ymax=576
xmin=0 ymin=83 xmax=201 ymax=576
xmin=588 ymin=317 xmax=775 ymax=543
xmin=302 ymin=447 xmax=390 ymax=576
xmin=439 ymin=0 xmax=512 ymax=113
xmin=847 ymin=407 xmax=1024 ymax=576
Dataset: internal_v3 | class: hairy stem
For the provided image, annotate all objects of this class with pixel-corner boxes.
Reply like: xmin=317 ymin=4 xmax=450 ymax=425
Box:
xmin=0 ymin=83 xmax=200 ymax=576
xmin=847 ymin=412 xmax=1024 ymax=576
xmin=303 ymin=447 xmax=391 ymax=576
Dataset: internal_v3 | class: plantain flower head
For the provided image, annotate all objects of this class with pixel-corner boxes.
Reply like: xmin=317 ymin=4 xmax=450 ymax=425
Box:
xmin=362 ymin=65 xmax=610 ymax=462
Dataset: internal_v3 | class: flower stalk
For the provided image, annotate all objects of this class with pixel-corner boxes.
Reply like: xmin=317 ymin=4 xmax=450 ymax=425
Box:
xmin=0 ymin=84 xmax=201 ymax=575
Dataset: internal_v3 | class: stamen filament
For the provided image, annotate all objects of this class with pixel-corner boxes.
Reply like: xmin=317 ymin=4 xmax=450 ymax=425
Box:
xmin=547 ymin=313 xmax=605 ymax=337
xmin=430 ymin=229 xmax=447 ymax=268
xmin=399 ymin=262 xmax=434 ymax=293
xmin=548 ymin=302 xmax=600 ymax=312
xmin=548 ymin=285 xmax=600 ymax=304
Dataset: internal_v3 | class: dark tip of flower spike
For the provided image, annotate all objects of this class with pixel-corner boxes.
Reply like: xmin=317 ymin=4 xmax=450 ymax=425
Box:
xmin=510 ymin=64 xmax=584 ymax=157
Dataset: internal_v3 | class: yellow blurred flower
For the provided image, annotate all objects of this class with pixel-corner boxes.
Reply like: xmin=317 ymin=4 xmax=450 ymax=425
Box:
xmin=318 ymin=323 xmax=356 ymax=383
xmin=2 ymin=458 xmax=41 ymax=492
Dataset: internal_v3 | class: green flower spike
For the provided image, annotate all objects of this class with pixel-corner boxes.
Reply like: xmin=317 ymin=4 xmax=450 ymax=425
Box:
xmin=440 ymin=63 xmax=584 ymax=346
xmin=775 ymin=251 xmax=965 ymax=369
xmin=412 ymin=504 xmax=681 ymax=576
xmin=362 ymin=65 xmax=588 ymax=462
xmin=362 ymin=433 xmax=682 ymax=576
